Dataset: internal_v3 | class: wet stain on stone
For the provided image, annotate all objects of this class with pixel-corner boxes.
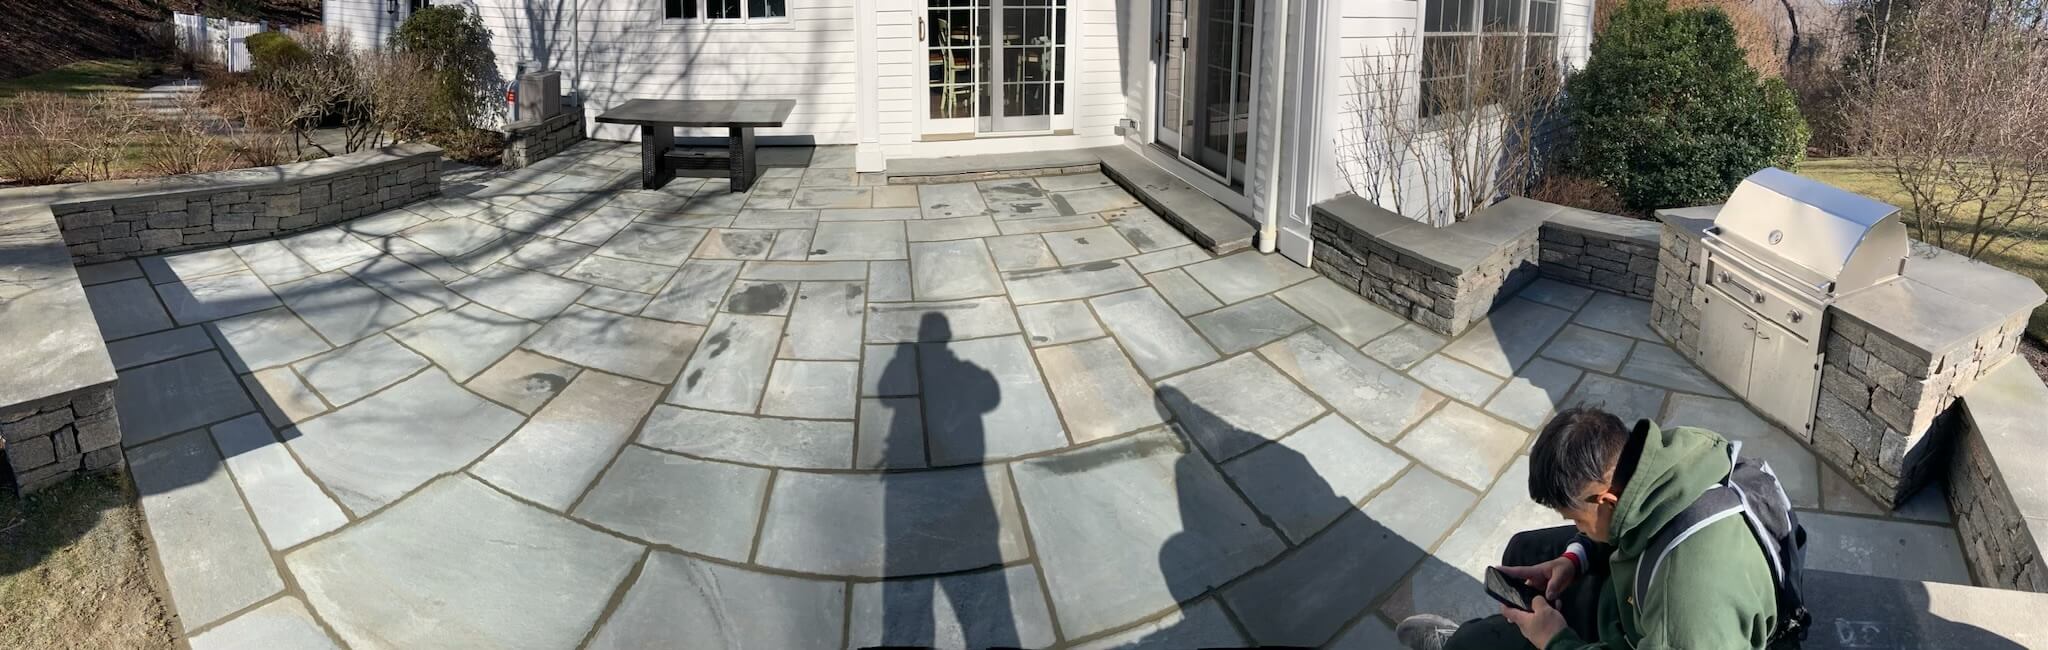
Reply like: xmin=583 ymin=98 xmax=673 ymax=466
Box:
xmin=845 ymin=284 xmax=865 ymax=300
xmin=1074 ymin=237 xmax=1090 ymax=245
xmin=705 ymin=331 xmax=732 ymax=357
xmin=685 ymin=369 xmax=704 ymax=389
xmin=811 ymin=248 xmax=830 ymax=255
xmin=725 ymin=283 xmax=789 ymax=314
xmin=1049 ymin=194 xmax=1077 ymax=215
xmin=1123 ymin=229 xmax=1157 ymax=250
xmin=1078 ymin=261 xmax=1121 ymax=271
xmin=517 ymin=372 xmax=569 ymax=395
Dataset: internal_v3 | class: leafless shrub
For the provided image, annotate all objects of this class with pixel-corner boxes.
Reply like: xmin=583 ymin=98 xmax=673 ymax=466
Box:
xmin=137 ymin=91 xmax=235 ymax=176
xmin=72 ymin=94 xmax=151 ymax=181
xmin=1853 ymin=0 xmax=2048 ymax=259
xmin=361 ymin=50 xmax=442 ymax=146
xmin=210 ymin=82 xmax=296 ymax=166
xmin=1530 ymin=171 xmax=1637 ymax=216
xmin=1339 ymin=34 xmax=1567 ymax=226
xmin=0 ymin=93 xmax=86 ymax=185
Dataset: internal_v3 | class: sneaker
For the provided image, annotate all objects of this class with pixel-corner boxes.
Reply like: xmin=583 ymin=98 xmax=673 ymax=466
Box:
xmin=1396 ymin=614 xmax=1461 ymax=650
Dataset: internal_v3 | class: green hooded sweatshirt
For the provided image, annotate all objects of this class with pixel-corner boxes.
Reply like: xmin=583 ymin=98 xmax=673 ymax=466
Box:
xmin=1546 ymin=422 xmax=1779 ymax=650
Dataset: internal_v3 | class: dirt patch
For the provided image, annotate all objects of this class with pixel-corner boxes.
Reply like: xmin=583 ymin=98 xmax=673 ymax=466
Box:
xmin=2022 ymin=337 xmax=2048 ymax=384
xmin=0 ymin=472 xmax=175 ymax=650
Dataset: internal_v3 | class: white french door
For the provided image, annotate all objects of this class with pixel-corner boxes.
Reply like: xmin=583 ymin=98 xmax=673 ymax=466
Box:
xmin=1155 ymin=0 xmax=1256 ymax=187
xmin=925 ymin=0 xmax=1069 ymax=136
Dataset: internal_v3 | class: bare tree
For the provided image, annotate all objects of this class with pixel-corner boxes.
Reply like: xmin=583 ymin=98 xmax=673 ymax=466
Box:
xmin=1337 ymin=36 xmax=1433 ymax=221
xmin=1855 ymin=0 xmax=2048 ymax=259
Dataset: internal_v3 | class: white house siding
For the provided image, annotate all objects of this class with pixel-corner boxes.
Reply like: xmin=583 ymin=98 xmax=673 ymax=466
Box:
xmin=324 ymin=0 xmax=406 ymax=52
xmin=1313 ymin=0 xmax=1593 ymax=226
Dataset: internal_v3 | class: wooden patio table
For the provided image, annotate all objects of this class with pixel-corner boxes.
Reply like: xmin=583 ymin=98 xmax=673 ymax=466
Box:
xmin=594 ymin=99 xmax=796 ymax=193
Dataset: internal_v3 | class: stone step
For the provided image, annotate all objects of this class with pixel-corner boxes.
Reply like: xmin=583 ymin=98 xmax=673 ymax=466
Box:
xmin=882 ymin=145 xmax=1257 ymax=255
xmin=1804 ymin=569 xmax=2048 ymax=648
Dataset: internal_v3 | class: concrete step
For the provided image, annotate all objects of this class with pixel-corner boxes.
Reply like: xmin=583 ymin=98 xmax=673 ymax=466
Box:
xmin=1804 ymin=569 xmax=2048 ymax=648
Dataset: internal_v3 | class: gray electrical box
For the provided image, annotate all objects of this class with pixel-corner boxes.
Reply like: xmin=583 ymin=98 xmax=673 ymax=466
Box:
xmin=517 ymin=70 xmax=562 ymax=121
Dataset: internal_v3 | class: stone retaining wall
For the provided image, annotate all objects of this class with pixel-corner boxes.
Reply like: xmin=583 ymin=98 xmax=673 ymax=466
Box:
xmin=15 ymin=144 xmax=444 ymax=264
xmin=3 ymin=385 xmax=122 ymax=492
xmin=1949 ymin=359 xmax=2048 ymax=592
xmin=503 ymin=105 xmax=586 ymax=169
xmin=1650 ymin=208 xmax=1711 ymax=357
xmin=1537 ymin=208 xmax=1661 ymax=300
xmin=1816 ymin=309 xmax=2029 ymax=505
xmin=1310 ymin=196 xmax=1546 ymax=335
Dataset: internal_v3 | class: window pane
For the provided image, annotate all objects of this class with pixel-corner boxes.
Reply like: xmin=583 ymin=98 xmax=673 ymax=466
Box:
xmin=709 ymin=0 xmax=740 ymax=19
xmin=1483 ymin=0 xmax=1521 ymax=31
xmin=1424 ymin=0 xmax=1444 ymax=32
xmin=665 ymin=0 xmax=695 ymax=19
xmin=1421 ymin=35 xmax=1469 ymax=79
xmin=1530 ymin=0 xmax=1557 ymax=33
xmin=750 ymin=0 xmax=785 ymax=19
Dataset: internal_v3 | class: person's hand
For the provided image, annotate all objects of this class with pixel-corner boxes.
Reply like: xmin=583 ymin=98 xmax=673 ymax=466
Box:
xmin=1503 ymin=595 xmax=1568 ymax=648
xmin=1498 ymin=556 xmax=1578 ymax=601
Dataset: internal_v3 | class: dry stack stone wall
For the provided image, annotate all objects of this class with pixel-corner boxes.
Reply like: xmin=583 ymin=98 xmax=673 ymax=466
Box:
xmin=1813 ymin=311 xmax=2029 ymax=505
xmin=1650 ymin=212 xmax=1708 ymax=356
xmin=1309 ymin=196 xmax=1546 ymax=336
xmin=47 ymin=144 xmax=443 ymax=264
xmin=2 ymin=384 xmax=121 ymax=492
xmin=503 ymin=105 xmax=587 ymax=169
xmin=1951 ymin=411 xmax=2048 ymax=592
xmin=1537 ymin=210 xmax=1661 ymax=299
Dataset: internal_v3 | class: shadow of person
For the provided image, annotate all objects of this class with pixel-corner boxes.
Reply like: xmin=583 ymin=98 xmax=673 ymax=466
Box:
xmin=876 ymin=313 xmax=1018 ymax=647
xmin=1135 ymin=385 xmax=1486 ymax=647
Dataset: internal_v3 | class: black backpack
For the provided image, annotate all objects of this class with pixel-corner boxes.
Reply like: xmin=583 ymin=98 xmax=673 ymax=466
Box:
xmin=1633 ymin=440 xmax=1811 ymax=648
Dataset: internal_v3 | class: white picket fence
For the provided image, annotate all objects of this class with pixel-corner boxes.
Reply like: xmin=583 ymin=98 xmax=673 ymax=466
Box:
xmin=171 ymin=12 xmax=272 ymax=73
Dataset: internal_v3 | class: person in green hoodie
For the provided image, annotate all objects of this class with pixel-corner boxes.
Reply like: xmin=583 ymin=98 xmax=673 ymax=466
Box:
xmin=1397 ymin=407 xmax=1779 ymax=650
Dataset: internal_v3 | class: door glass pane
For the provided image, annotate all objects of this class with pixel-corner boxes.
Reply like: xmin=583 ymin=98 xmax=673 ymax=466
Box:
xmin=1159 ymin=0 xmax=1187 ymax=141
xmin=1186 ymin=0 xmax=1252 ymax=181
xmin=928 ymin=5 xmax=984 ymax=122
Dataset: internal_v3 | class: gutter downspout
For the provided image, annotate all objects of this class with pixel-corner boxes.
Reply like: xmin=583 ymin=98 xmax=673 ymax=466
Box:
xmin=1257 ymin=0 xmax=1291 ymax=254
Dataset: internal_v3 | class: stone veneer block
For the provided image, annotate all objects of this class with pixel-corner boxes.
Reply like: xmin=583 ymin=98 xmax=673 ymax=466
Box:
xmin=1951 ymin=359 xmax=2048 ymax=592
xmin=1537 ymin=206 xmax=1662 ymax=300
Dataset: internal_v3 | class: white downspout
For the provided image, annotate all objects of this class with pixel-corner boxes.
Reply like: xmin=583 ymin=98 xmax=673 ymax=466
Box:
xmin=1256 ymin=0 xmax=1291 ymax=254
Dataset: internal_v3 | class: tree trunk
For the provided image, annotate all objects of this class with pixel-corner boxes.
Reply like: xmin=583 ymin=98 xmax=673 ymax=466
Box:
xmin=1778 ymin=0 xmax=1804 ymax=67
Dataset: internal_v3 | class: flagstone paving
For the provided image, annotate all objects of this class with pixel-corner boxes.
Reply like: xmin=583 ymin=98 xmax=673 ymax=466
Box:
xmin=92 ymin=142 xmax=1977 ymax=649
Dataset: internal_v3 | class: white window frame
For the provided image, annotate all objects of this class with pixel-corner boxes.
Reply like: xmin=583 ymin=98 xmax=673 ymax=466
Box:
xmin=1416 ymin=0 xmax=1559 ymax=119
xmin=662 ymin=0 xmax=790 ymax=24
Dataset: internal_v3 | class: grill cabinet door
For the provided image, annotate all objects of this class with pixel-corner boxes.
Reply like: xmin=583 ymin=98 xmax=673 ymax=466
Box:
xmin=1695 ymin=292 xmax=1756 ymax=398
xmin=1747 ymin=317 xmax=1820 ymax=435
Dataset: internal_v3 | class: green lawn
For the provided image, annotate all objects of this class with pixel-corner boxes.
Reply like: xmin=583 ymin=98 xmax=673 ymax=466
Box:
xmin=0 ymin=59 xmax=163 ymax=104
xmin=1800 ymin=158 xmax=2048 ymax=341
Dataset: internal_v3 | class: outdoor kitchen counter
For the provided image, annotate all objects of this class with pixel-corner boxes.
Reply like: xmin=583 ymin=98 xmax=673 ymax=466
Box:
xmin=1830 ymin=243 xmax=2044 ymax=358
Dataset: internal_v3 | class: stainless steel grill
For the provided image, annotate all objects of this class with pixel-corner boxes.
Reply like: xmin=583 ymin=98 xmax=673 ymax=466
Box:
xmin=1691 ymin=168 xmax=1909 ymax=434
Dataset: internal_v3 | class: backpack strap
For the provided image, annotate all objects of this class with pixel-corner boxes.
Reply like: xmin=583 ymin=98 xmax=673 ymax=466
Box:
xmin=1633 ymin=441 xmax=1749 ymax=608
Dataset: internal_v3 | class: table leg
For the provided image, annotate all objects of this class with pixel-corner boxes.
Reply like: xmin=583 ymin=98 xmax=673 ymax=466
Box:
xmin=640 ymin=124 xmax=675 ymax=190
xmin=728 ymin=125 xmax=758 ymax=193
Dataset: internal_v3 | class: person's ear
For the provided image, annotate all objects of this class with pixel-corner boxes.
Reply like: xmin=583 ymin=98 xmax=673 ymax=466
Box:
xmin=1596 ymin=490 xmax=1622 ymax=510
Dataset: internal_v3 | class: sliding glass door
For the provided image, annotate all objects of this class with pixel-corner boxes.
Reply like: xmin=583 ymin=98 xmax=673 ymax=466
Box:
xmin=1156 ymin=0 xmax=1255 ymax=187
xmin=926 ymin=0 xmax=1068 ymax=135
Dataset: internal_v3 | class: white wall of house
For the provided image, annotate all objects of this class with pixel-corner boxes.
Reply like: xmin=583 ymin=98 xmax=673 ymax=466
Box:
xmin=320 ymin=0 xmax=1592 ymax=264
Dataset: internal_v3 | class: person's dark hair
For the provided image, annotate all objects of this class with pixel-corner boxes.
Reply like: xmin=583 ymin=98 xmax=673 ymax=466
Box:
xmin=1528 ymin=407 xmax=1633 ymax=510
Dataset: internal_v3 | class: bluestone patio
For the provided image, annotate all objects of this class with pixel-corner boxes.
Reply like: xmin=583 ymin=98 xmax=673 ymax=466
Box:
xmin=87 ymin=143 xmax=1970 ymax=648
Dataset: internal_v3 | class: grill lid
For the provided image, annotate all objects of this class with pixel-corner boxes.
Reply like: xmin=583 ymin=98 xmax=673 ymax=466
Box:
xmin=1712 ymin=168 xmax=1908 ymax=295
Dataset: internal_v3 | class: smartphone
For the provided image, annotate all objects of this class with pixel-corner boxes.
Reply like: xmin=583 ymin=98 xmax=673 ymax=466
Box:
xmin=1485 ymin=566 xmax=1547 ymax=613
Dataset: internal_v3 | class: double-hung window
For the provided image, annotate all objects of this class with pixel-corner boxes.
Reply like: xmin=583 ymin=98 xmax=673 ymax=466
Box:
xmin=664 ymin=0 xmax=787 ymax=22
xmin=1419 ymin=0 xmax=1558 ymax=118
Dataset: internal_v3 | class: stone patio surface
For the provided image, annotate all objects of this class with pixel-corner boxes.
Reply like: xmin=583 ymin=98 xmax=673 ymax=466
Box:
xmin=83 ymin=142 xmax=1970 ymax=649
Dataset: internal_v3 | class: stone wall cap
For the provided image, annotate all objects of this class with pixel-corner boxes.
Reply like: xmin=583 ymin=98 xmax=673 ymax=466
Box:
xmin=0 ymin=206 xmax=118 ymax=405
xmin=1543 ymin=204 xmax=1660 ymax=244
xmin=0 ymin=144 xmax=443 ymax=209
xmin=1314 ymin=194 xmax=1543 ymax=274
xmin=1961 ymin=358 xmax=2048 ymax=520
xmin=1833 ymin=243 xmax=2043 ymax=357
xmin=1654 ymin=205 xmax=1718 ymax=239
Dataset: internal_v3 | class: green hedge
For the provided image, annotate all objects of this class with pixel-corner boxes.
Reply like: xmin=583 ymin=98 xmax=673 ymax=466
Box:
xmin=1566 ymin=0 xmax=1808 ymax=211
xmin=245 ymin=31 xmax=308 ymax=78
